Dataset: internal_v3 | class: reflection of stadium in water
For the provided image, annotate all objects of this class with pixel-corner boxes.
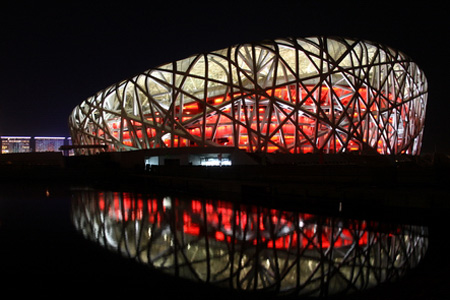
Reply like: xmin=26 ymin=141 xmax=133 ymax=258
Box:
xmin=71 ymin=190 xmax=428 ymax=297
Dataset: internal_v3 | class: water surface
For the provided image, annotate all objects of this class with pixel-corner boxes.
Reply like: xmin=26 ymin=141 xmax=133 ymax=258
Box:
xmin=0 ymin=183 xmax=445 ymax=299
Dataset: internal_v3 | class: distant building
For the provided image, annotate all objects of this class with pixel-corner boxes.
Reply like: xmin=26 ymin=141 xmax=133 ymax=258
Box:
xmin=1 ymin=136 xmax=31 ymax=154
xmin=69 ymin=36 xmax=428 ymax=156
xmin=0 ymin=136 xmax=73 ymax=155
xmin=35 ymin=136 xmax=66 ymax=152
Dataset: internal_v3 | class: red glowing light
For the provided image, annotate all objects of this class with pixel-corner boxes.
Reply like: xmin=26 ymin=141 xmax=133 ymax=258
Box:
xmin=101 ymin=194 xmax=373 ymax=250
xmin=103 ymin=84 xmax=403 ymax=154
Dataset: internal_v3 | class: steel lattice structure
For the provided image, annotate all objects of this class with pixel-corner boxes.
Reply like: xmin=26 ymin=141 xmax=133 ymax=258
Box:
xmin=71 ymin=190 xmax=428 ymax=297
xmin=69 ymin=37 xmax=428 ymax=155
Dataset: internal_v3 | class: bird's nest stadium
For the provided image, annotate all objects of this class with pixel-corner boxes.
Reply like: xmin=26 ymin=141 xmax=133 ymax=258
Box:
xmin=69 ymin=36 xmax=428 ymax=156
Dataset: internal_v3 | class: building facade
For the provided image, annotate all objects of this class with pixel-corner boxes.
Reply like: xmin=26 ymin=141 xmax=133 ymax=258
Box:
xmin=34 ymin=136 xmax=66 ymax=152
xmin=1 ymin=136 xmax=73 ymax=155
xmin=1 ymin=136 xmax=32 ymax=154
xmin=69 ymin=37 xmax=428 ymax=156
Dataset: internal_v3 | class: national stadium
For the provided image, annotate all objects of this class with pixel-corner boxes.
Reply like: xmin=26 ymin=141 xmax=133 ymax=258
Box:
xmin=69 ymin=37 xmax=428 ymax=159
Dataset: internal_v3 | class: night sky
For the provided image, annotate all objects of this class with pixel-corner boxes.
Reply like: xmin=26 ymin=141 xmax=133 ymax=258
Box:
xmin=1 ymin=2 xmax=448 ymax=153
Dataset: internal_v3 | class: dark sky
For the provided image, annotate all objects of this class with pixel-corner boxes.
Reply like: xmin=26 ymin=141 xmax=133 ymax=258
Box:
xmin=0 ymin=1 xmax=448 ymax=153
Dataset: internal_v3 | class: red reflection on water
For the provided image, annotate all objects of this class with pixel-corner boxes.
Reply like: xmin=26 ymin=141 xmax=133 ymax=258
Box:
xmin=99 ymin=193 xmax=372 ymax=250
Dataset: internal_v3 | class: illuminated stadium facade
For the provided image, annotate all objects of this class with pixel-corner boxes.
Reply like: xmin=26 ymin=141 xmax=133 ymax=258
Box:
xmin=69 ymin=37 xmax=428 ymax=156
